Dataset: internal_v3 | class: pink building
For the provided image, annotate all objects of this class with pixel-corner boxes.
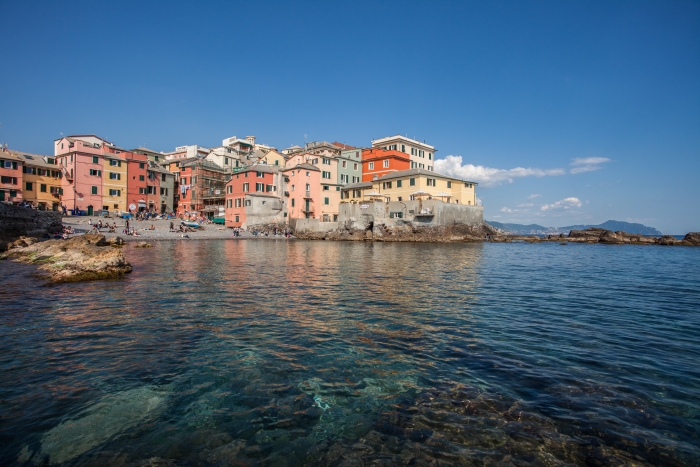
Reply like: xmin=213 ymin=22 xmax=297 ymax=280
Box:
xmin=55 ymin=135 xmax=110 ymax=215
xmin=283 ymin=162 xmax=320 ymax=220
xmin=0 ymin=148 xmax=23 ymax=203
xmin=224 ymin=165 xmax=282 ymax=227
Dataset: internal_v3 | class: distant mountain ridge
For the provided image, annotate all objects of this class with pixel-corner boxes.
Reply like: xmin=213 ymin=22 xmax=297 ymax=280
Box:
xmin=486 ymin=220 xmax=662 ymax=236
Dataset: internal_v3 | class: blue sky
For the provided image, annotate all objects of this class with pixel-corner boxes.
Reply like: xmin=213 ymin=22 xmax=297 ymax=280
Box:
xmin=1 ymin=0 xmax=698 ymax=233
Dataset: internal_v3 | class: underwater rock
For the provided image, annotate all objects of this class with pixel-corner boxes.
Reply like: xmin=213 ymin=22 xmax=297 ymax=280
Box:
xmin=37 ymin=386 xmax=167 ymax=465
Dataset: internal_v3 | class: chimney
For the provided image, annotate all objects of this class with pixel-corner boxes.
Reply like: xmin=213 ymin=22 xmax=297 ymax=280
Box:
xmin=246 ymin=136 xmax=256 ymax=145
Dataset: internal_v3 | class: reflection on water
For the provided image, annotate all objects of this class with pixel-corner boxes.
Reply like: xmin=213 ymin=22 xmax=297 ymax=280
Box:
xmin=1 ymin=240 xmax=699 ymax=466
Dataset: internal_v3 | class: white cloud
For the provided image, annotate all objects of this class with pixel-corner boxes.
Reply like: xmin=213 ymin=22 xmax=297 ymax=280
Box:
xmin=570 ymin=157 xmax=611 ymax=174
xmin=527 ymin=194 xmax=541 ymax=200
xmin=434 ymin=156 xmax=566 ymax=187
xmin=501 ymin=207 xmax=513 ymax=213
xmin=517 ymin=203 xmax=534 ymax=207
xmin=476 ymin=197 xmax=483 ymax=206
xmin=540 ymin=197 xmax=583 ymax=211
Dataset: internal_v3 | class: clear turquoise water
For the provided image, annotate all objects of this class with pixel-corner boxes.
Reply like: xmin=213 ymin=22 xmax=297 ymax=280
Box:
xmin=1 ymin=240 xmax=699 ymax=466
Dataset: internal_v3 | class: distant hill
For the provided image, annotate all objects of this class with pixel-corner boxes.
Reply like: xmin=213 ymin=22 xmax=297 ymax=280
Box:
xmin=486 ymin=220 xmax=662 ymax=236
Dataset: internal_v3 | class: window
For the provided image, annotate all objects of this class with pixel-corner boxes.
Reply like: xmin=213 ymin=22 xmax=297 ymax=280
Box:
xmin=266 ymin=184 xmax=274 ymax=192
xmin=322 ymin=158 xmax=331 ymax=165
xmin=256 ymin=183 xmax=264 ymax=192
xmin=91 ymin=186 xmax=98 ymax=195
xmin=89 ymin=169 xmax=101 ymax=176
xmin=322 ymin=171 xmax=331 ymax=179
xmin=323 ymin=185 xmax=329 ymax=191
xmin=306 ymin=183 xmax=310 ymax=191
xmin=139 ymin=175 xmax=145 ymax=181
xmin=306 ymin=171 xmax=310 ymax=176
xmin=139 ymin=188 xmax=146 ymax=194
xmin=447 ymin=181 xmax=452 ymax=188
xmin=382 ymin=182 xmax=392 ymax=189
xmin=26 ymin=182 xmax=33 ymax=191
xmin=368 ymin=162 xmax=374 ymax=170
xmin=355 ymin=151 xmax=359 ymax=158
xmin=383 ymin=160 xmax=389 ymax=168
xmin=9 ymin=190 xmax=16 ymax=198
xmin=397 ymin=180 xmax=402 ymax=188
xmin=402 ymin=145 xmax=405 ymax=152
xmin=411 ymin=162 xmax=416 ymax=169
xmin=225 ymin=157 xmax=229 ymax=165
xmin=243 ymin=183 xmax=249 ymax=192
xmin=235 ymin=215 xmax=239 ymax=222
xmin=109 ymin=189 xmax=121 ymax=196
xmin=291 ymin=199 xmax=295 ymax=207
xmin=227 ymin=185 xmax=232 ymax=194
xmin=40 ymin=184 xmax=47 ymax=192
xmin=390 ymin=212 xmax=403 ymax=219
xmin=160 ymin=187 xmax=167 ymax=195
xmin=419 ymin=163 xmax=425 ymax=169
xmin=336 ymin=186 xmax=340 ymax=191
xmin=182 ymin=177 xmax=187 ymax=185
xmin=235 ymin=198 xmax=242 ymax=207
xmin=410 ymin=178 xmax=416 ymax=186
xmin=92 ymin=156 xmax=99 ymax=164
xmin=324 ymin=197 xmax=329 ymax=205
xmin=428 ymin=166 xmax=432 ymax=171
xmin=427 ymin=178 xmax=436 ymax=186
xmin=428 ymin=153 xmax=432 ymax=160
xmin=464 ymin=182 xmax=473 ymax=188
xmin=342 ymin=161 xmax=347 ymax=168
xmin=353 ymin=189 xmax=361 ymax=198
xmin=274 ymin=160 xmax=279 ymax=166
xmin=353 ymin=163 xmax=358 ymax=170
xmin=1 ymin=176 xmax=17 ymax=184
xmin=139 ymin=163 xmax=145 ymax=169
xmin=162 ymin=174 xmax=166 ymax=182
xmin=257 ymin=171 xmax=264 ymax=178
xmin=109 ymin=172 xmax=120 ymax=180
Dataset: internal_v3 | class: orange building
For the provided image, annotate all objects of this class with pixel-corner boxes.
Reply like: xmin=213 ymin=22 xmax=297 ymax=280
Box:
xmin=361 ymin=148 xmax=410 ymax=182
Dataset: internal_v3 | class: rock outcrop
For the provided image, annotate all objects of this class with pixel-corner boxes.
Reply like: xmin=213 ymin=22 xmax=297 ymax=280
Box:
xmin=294 ymin=223 xmax=490 ymax=243
xmin=0 ymin=234 xmax=132 ymax=283
xmin=683 ymin=232 xmax=700 ymax=245
xmin=0 ymin=203 xmax=63 ymax=250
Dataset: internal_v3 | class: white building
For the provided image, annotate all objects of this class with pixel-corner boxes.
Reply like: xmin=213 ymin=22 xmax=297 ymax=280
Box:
xmin=164 ymin=145 xmax=210 ymax=161
xmin=371 ymin=135 xmax=436 ymax=171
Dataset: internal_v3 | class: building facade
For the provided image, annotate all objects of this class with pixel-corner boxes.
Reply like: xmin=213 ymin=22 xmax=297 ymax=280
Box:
xmin=13 ymin=152 xmax=62 ymax=210
xmin=338 ymin=149 xmax=363 ymax=186
xmin=342 ymin=168 xmax=477 ymax=205
xmin=224 ymin=165 xmax=283 ymax=227
xmin=102 ymin=154 xmax=127 ymax=213
xmin=371 ymin=135 xmax=436 ymax=171
xmin=177 ymin=160 xmax=230 ymax=217
xmin=361 ymin=148 xmax=411 ymax=182
xmin=283 ymin=163 xmax=320 ymax=220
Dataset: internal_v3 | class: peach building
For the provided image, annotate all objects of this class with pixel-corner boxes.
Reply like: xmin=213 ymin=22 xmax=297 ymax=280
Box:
xmin=0 ymin=148 xmax=23 ymax=204
xmin=361 ymin=147 xmax=411 ymax=182
xmin=283 ymin=162 xmax=321 ymax=220
xmin=55 ymin=135 xmax=110 ymax=215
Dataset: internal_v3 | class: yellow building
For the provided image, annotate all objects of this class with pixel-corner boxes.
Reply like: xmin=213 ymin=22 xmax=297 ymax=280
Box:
xmin=341 ymin=168 xmax=477 ymax=205
xmin=16 ymin=152 xmax=63 ymax=210
xmin=103 ymin=154 xmax=127 ymax=213
xmin=259 ymin=149 xmax=285 ymax=167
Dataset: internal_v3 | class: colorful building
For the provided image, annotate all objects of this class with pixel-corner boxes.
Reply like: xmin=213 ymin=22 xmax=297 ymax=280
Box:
xmin=361 ymin=147 xmax=411 ymax=182
xmin=0 ymin=149 xmax=24 ymax=204
xmin=371 ymin=135 xmax=436 ymax=171
xmin=124 ymin=152 xmax=149 ymax=212
xmin=283 ymin=163 xmax=321 ymax=220
xmin=55 ymin=135 xmax=112 ymax=215
xmin=342 ymin=168 xmax=477 ymax=205
xmin=338 ymin=149 xmax=363 ymax=185
xmin=177 ymin=160 xmax=229 ymax=217
xmin=224 ymin=165 xmax=283 ymax=228
xmin=16 ymin=152 xmax=62 ymax=210
xmin=102 ymin=153 xmax=127 ymax=213
xmin=149 ymin=162 xmax=175 ymax=213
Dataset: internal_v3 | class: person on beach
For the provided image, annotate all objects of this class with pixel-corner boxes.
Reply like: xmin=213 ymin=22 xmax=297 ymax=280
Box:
xmin=170 ymin=221 xmax=174 ymax=232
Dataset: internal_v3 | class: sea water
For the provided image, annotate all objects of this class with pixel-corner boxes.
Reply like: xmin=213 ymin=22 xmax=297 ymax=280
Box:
xmin=1 ymin=240 xmax=698 ymax=466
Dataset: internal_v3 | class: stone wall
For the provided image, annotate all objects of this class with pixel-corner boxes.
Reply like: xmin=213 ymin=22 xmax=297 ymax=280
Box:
xmin=0 ymin=203 xmax=63 ymax=243
xmin=338 ymin=200 xmax=483 ymax=231
xmin=289 ymin=218 xmax=338 ymax=234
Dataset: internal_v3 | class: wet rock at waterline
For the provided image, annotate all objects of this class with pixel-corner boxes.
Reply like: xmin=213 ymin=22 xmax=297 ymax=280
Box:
xmin=0 ymin=234 xmax=132 ymax=283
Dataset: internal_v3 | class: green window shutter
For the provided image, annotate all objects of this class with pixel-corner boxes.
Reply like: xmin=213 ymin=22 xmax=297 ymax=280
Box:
xmin=41 ymin=184 xmax=47 ymax=192
xmin=93 ymin=156 xmax=99 ymax=164
xmin=91 ymin=186 xmax=97 ymax=195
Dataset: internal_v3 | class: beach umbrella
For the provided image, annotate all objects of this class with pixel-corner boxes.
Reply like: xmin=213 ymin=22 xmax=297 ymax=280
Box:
xmin=411 ymin=190 xmax=430 ymax=197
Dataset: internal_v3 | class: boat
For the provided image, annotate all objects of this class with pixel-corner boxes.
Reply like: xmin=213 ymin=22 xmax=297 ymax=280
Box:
xmin=181 ymin=221 xmax=200 ymax=228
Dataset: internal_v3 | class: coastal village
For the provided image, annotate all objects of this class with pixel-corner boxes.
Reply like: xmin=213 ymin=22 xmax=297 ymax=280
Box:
xmin=0 ymin=134 xmax=482 ymax=234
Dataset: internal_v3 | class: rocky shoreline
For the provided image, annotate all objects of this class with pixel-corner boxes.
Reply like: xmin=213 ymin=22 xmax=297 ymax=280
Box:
xmin=0 ymin=234 xmax=132 ymax=283
xmin=294 ymin=224 xmax=700 ymax=246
